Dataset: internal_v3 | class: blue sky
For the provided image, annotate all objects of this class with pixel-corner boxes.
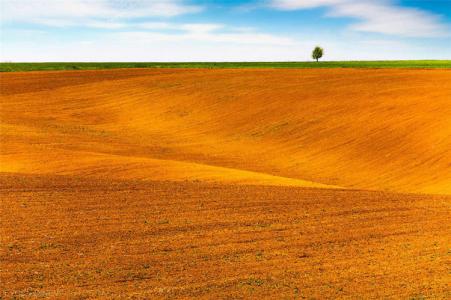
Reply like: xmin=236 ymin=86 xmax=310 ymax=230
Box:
xmin=1 ymin=0 xmax=450 ymax=61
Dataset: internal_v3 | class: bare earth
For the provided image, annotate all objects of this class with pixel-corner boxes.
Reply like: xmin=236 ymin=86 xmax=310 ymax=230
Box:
xmin=1 ymin=68 xmax=450 ymax=299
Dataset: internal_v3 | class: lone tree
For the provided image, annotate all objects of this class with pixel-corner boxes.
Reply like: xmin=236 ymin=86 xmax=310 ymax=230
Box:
xmin=312 ymin=46 xmax=324 ymax=62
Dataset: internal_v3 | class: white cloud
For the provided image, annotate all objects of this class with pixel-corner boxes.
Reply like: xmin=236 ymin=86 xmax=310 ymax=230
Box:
xmin=271 ymin=0 xmax=342 ymax=10
xmin=180 ymin=23 xmax=224 ymax=33
xmin=25 ymin=18 xmax=128 ymax=29
xmin=85 ymin=21 xmax=128 ymax=29
xmin=136 ymin=22 xmax=224 ymax=33
xmin=0 ymin=0 xmax=202 ymax=24
xmin=108 ymin=22 xmax=294 ymax=45
xmin=115 ymin=26 xmax=296 ymax=45
xmin=269 ymin=0 xmax=449 ymax=38
xmin=138 ymin=22 xmax=175 ymax=30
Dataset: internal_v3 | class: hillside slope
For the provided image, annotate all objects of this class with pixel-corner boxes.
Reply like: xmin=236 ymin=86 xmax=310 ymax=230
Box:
xmin=1 ymin=68 xmax=450 ymax=193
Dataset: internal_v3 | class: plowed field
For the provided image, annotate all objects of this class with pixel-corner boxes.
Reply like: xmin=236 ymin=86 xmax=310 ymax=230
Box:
xmin=1 ymin=68 xmax=450 ymax=298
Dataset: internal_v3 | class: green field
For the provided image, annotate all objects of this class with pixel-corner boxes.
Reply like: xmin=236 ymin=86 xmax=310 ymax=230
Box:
xmin=1 ymin=60 xmax=450 ymax=72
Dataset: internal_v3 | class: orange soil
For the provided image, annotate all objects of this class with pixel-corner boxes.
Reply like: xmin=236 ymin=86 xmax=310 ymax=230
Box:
xmin=1 ymin=68 xmax=450 ymax=298
xmin=1 ymin=174 xmax=450 ymax=299
xmin=1 ymin=68 xmax=450 ymax=193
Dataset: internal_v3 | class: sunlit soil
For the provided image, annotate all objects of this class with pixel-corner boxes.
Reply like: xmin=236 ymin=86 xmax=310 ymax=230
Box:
xmin=1 ymin=68 xmax=450 ymax=298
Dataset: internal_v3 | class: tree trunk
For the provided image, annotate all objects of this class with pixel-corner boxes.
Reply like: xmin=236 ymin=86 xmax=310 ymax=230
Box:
xmin=316 ymin=58 xmax=318 ymax=62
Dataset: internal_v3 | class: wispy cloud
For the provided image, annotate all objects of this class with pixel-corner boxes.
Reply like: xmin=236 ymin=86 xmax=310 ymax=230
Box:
xmin=116 ymin=22 xmax=296 ymax=45
xmin=269 ymin=0 xmax=449 ymax=38
xmin=24 ymin=18 xmax=129 ymax=29
xmin=0 ymin=0 xmax=203 ymax=24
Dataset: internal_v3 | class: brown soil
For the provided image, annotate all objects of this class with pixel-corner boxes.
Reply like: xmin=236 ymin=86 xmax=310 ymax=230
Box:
xmin=1 ymin=68 xmax=450 ymax=298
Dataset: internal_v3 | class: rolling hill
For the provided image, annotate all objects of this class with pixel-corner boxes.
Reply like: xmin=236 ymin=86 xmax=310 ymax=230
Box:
xmin=1 ymin=68 xmax=450 ymax=193
xmin=1 ymin=68 xmax=450 ymax=298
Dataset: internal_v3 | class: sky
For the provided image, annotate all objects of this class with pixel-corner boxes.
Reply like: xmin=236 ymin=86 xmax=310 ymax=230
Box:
xmin=0 ymin=0 xmax=450 ymax=62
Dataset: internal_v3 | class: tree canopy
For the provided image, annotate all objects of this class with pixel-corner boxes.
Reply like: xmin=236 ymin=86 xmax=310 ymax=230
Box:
xmin=312 ymin=46 xmax=324 ymax=62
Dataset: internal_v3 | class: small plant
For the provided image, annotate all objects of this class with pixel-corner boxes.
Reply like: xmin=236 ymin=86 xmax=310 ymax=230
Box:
xmin=239 ymin=277 xmax=265 ymax=287
xmin=39 ymin=242 xmax=59 ymax=250
xmin=312 ymin=46 xmax=324 ymax=62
